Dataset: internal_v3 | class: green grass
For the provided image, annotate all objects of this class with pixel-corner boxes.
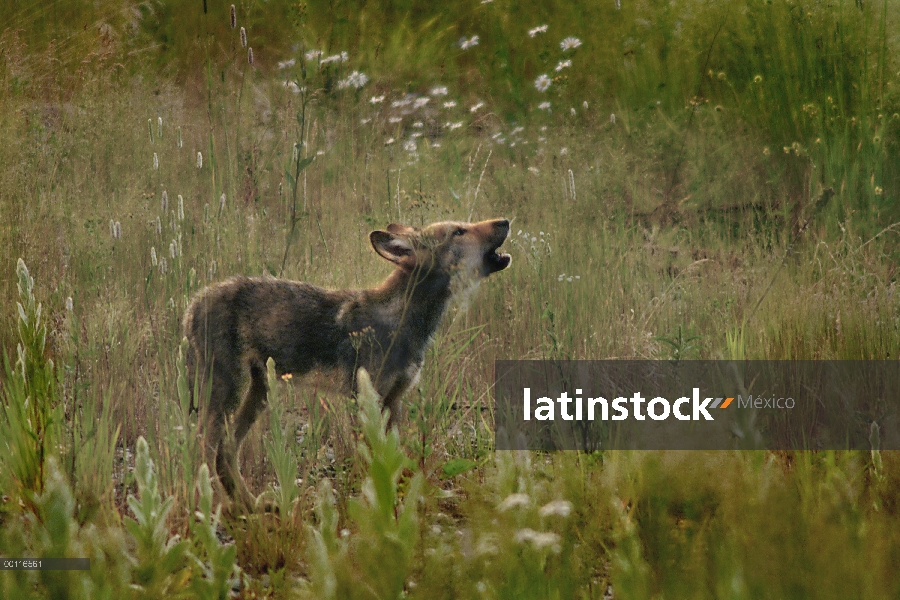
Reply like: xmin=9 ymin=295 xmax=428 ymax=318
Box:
xmin=2 ymin=0 xmax=900 ymax=597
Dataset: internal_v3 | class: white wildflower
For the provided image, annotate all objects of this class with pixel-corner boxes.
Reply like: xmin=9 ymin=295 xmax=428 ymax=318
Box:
xmin=443 ymin=101 xmax=457 ymax=109
xmin=534 ymin=74 xmax=551 ymax=92
xmin=413 ymin=97 xmax=430 ymax=109
xmin=470 ymin=101 xmax=484 ymax=113
xmin=459 ymin=35 xmax=480 ymax=50
xmin=305 ymin=49 xmax=323 ymax=61
xmin=446 ymin=121 xmax=463 ymax=130
xmin=560 ymin=36 xmax=582 ymax=51
xmin=430 ymin=86 xmax=449 ymax=96
xmin=370 ymin=95 xmax=386 ymax=104
xmin=497 ymin=493 xmax=530 ymax=511
xmin=277 ymin=58 xmax=296 ymax=70
xmin=338 ymin=71 xmax=369 ymax=89
xmin=555 ymin=59 xmax=572 ymax=72
xmin=514 ymin=528 xmax=562 ymax=552
xmin=538 ymin=101 xmax=552 ymax=110
xmin=539 ymin=500 xmax=573 ymax=518
xmin=528 ymin=24 xmax=548 ymax=38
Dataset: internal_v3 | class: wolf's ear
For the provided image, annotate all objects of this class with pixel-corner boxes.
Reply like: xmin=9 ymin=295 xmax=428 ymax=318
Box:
xmin=370 ymin=231 xmax=417 ymax=268
xmin=386 ymin=223 xmax=419 ymax=235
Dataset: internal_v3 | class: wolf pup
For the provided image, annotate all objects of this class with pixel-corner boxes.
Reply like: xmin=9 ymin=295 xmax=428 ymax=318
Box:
xmin=183 ymin=218 xmax=511 ymax=510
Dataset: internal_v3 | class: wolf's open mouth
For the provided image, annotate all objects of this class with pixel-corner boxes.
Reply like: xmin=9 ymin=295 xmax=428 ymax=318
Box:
xmin=485 ymin=245 xmax=511 ymax=272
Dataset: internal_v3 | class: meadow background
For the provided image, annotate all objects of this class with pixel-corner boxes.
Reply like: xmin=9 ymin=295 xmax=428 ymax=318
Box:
xmin=2 ymin=0 xmax=900 ymax=597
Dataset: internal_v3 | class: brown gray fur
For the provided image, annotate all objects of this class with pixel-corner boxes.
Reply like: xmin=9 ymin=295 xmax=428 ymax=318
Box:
xmin=183 ymin=218 xmax=511 ymax=511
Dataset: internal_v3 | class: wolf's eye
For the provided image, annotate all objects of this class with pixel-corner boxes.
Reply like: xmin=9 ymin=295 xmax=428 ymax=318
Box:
xmin=453 ymin=227 xmax=467 ymax=237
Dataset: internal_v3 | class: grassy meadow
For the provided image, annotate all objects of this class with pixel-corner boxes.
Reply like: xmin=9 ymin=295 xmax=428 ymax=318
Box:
xmin=2 ymin=0 xmax=900 ymax=597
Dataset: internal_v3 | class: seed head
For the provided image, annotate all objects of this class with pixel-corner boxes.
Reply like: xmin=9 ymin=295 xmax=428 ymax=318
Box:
xmin=65 ymin=296 xmax=73 ymax=312
xmin=177 ymin=126 xmax=183 ymax=148
xmin=150 ymin=247 xmax=158 ymax=266
xmin=153 ymin=153 xmax=159 ymax=170
xmin=161 ymin=190 xmax=168 ymax=213
xmin=248 ymin=47 xmax=254 ymax=65
xmin=240 ymin=27 xmax=247 ymax=48
xmin=197 ymin=152 xmax=203 ymax=169
xmin=230 ymin=4 xmax=236 ymax=28
xmin=157 ymin=117 xmax=162 ymax=138
xmin=177 ymin=195 xmax=184 ymax=220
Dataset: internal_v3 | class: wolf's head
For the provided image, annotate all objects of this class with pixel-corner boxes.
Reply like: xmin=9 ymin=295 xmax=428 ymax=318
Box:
xmin=370 ymin=218 xmax=511 ymax=281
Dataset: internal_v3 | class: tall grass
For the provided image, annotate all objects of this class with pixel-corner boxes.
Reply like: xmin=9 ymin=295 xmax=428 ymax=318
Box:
xmin=1 ymin=0 xmax=900 ymax=597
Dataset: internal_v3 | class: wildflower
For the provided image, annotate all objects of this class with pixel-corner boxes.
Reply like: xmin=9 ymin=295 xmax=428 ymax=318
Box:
xmin=875 ymin=186 xmax=883 ymax=196
xmin=560 ymin=37 xmax=582 ymax=51
xmin=413 ymin=121 xmax=423 ymax=128
xmin=414 ymin=97 xmax=430 ymax=108
xmin=717 ymin=71 xmax=726 ymax=80
xmin=570 ymin=107 xmax=576 ymax=116
xmin=470 ymin=101 xmax=484 ymax=113
xmin=305 ymin=49 xmax=323 ymax=61
xmin=240 ymin=27 xmax=247 ymax=48
xmin=538 ymin=101 xmax=551 ymax=111
xmin=65 ymin=296 xmax=73 ymax=311
xmin=161 ymin=190 xmax=168 ymax=213
xmin=338 ymin=71 xmax=369 ymax=89
xmin=230 ymin=4 xmax=236 ymax=28
xmin=277 ymin=58 xmax=296 ymax=70
xmin=248 ymin=47 xmax=254 ymax=65
xmin=763 ymin=147 xmax=770 ymax=156
xmin=389 ymin=116 xmax=402 ymax=123
xmin=443 ymin=101 xmax=457 ymax=109
xmin=403 ymin=139 xmax=417 ymax=153
xmin=528 ymin=166 xmax=539 ymax=174
xmin=197 ymin=152 xmax=203 ymax=168
xmin=370 ymin=95 xmax=385 ymax=104
xmin=583 ymin=100 xmax=589 ymax=109
xmin=514 ymin=528 xmax=562 ymax=552
xmin=341 ymin=51 xmax=349 ymax=62
xmin=539 ymin=500 xmax=573 ymax=518
xmin=385 ymin=137 xmax=395 ymax=145
xmin=430 ymin=86 xmax=449 ymax=96
xmin=610 ymin=113 xmax=616 ymax=124
xmin=459 ymin=35 xmax=480 ymax=50
xmin=753 ymin=74 xmax=763 ymax=83
xmin=528 ymin=24 xmax=548 ymax=38
xmin=391 ymin=97 xmax=412 ymax=108
xmin=446 ymin=121 xmax=463 ymax=130
xmin=560 ymin=147 xmax=568 ymax=155
xmin=177 ymin=195 xmax=184 ymax=220
xmin=555 ymin=60 xmax=571 ymax=72
xmin=153 ymin=153 xmax=159 ymax=170
xmin=498 ymin=493 xmax=530 ymax=511
xmin=534 ymin=74 xmax=551 ymax=92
